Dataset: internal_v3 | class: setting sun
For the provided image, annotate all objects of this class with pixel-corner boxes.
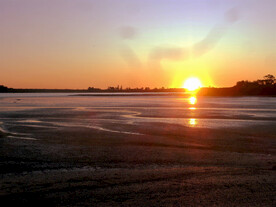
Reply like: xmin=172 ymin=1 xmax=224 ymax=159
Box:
xmin=183 ymin=78 xmax=202 ymax=91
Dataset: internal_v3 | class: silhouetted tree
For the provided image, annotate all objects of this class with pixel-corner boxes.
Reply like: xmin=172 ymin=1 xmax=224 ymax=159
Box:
xmin=0 ymin=85 xmax=8 ymax=92
xmin=263 ymin=74 xmax=275 ymax=85
xmin=233 ymin=74 xmax=276 ymax=95
xmin=88 ymin=87 xmax=101 ymax=92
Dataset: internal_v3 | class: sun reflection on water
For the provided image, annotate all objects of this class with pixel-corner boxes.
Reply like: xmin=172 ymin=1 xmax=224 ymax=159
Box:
xmin=189 ymin=96 xmax=197 ymax=105
xmin=189 ymin=118 xmax=197 ymax=126
xmin=187 ymin=94 xmax=198 ymax=126
xmin=188 ymin=95 xmax=197 ymax=126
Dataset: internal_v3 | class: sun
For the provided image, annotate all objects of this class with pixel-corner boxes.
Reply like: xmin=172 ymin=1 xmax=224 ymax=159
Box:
xmin=183 ymin=77 xmax=202 ymax=91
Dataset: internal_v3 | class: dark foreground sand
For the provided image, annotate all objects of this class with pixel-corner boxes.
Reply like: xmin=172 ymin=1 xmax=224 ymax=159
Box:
xmin=0 ymin=108 xmax=275 ymax=206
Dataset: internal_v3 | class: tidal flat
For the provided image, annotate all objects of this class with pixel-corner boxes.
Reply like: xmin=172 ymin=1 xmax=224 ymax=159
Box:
xmin=0 ymin=93 xmax=275 ymax=206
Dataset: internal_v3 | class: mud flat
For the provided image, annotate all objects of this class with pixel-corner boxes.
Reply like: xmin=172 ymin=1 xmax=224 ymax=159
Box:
xmin=0 ymin=95 xmax=275 ymax=206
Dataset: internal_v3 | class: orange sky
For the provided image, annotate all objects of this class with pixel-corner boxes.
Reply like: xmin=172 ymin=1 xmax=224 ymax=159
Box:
xmin=0 ymin=0 xmax=275 ymax=89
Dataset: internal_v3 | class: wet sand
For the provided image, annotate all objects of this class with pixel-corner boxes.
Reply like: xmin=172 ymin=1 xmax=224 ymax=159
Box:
xmin=0 ymin=96 xmax=276 ymax=206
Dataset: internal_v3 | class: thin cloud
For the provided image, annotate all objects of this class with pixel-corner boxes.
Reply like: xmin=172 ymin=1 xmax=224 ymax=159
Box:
xmin=120 ymin=45 xmax=142 ymax=68
xmin=149 ymin=7 xmax=240 ymax=62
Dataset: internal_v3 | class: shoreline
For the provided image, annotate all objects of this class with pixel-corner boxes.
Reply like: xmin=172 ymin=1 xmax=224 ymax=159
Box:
xmin=1 ymin=91 xmax=276 ymax=97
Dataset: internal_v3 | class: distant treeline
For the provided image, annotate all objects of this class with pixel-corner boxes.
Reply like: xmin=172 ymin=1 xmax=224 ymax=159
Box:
xmin=198 ymin=74 xmax=276 ymax=96
xmin=0 ymin=86 xmax=88 ymax=93
xmin=88 ymin=86 xmax=185 ymax=92
xmin=1 ymin=74 xmax=276 ymax=96
xmin=0 ymin=85 xmax=185 ymax=93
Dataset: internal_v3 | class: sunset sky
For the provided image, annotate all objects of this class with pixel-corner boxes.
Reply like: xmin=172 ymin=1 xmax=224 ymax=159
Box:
xmin=0 ymin=0 xmax=275 ymax=89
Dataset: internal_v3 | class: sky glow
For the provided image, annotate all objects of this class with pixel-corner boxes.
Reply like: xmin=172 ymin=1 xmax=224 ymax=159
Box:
xmin=0 ymin=0 xmax=275 ymax=89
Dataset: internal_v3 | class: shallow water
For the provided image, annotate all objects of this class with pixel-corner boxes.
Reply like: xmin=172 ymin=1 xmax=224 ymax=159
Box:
xmin=0 ymin=93 xmax=276 ymax=136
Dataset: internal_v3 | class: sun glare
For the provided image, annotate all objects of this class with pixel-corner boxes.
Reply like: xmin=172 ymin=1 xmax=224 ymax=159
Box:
xmin=189 ymin=96 xmax=197 ymax=105
xmin=183 ymin=78 xmax=202 ymax=91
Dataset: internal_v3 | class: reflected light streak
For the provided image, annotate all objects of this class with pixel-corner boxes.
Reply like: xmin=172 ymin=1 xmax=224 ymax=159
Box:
xmin=189 ymin=107 xmax=196 ymax=110
xmin=189 ymin=118 xmax=197 ymax=126
xmin=189 ymin=96 xmax=197 ymax=105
